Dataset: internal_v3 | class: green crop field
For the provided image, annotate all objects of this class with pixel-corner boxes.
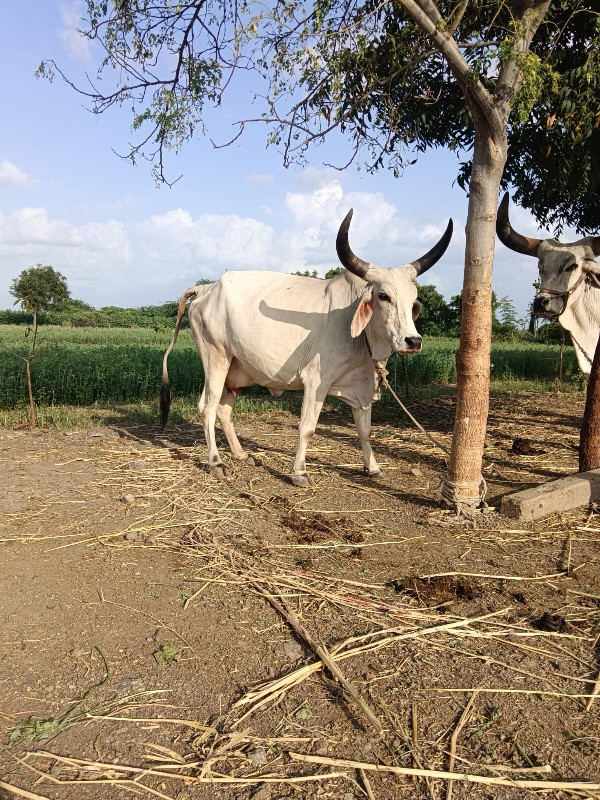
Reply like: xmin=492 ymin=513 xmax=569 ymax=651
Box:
xmin=0 ymin=324 xmax=581 ymax=412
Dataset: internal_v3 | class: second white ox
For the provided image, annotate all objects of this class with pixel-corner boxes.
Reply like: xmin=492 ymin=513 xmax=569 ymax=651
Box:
xmin=161 ymin=210 xmax=453 ymax=485
xmin=497 ymin=193 xmax=600 ymax=375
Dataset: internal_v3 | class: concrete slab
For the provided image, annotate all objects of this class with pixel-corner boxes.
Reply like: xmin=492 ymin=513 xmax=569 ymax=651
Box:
xmin=500 ymin=469 xmax=600 ymax=521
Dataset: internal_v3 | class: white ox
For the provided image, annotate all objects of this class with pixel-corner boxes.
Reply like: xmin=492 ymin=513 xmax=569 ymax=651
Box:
xmin=161 ymin=210 xmax=453 ymax=486
xmin=497 ymin=193 xmax=600 ymax=374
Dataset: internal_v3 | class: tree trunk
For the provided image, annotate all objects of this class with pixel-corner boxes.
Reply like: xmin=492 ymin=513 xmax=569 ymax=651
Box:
xmin=579 ymin=335 xmax=600 ymax=472
xmin=27 ymin=308 xmax=38 ymax=428
xmin=31 ymin=309 xmax=39 ymax=356
xmin=26 ymin=358 xmax=36 ymax=429
xmin=441 ymin=130 xmax=506 ymax=512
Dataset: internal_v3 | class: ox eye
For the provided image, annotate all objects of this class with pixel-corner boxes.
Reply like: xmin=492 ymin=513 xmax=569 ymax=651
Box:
xmin=378 ymin=292 xmax=391 ymax=302
xmin=412 ymin=301 xmax=422 ymax=320
xmin=565 ymin=263 xmax=577 ymax=272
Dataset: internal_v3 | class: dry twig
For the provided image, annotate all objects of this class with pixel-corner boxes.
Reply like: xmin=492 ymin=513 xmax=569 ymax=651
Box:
xmin=446 ymin=691 xmax=479 ymax=800
xmin=249 ymin=579 xmax=385 ymax=734
xmin=289 ymin=752 xmax=600 ymax=790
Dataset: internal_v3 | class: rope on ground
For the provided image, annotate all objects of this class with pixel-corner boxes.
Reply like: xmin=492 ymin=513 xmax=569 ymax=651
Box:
xmin=375 ymin=362 xmax=450 ymax=456
xmin=374 ymin=361 xmax=488 ymax=519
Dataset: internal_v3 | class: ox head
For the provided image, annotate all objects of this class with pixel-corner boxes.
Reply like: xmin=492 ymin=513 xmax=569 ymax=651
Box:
xmin=497 ymin=193 xmax=600 ymax=318
xmin=336 ymin=209 xmax=453 ymax=360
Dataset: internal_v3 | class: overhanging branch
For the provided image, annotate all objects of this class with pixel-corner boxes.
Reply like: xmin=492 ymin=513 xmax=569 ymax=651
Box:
xmin=394 ymin=0 xmax=504 ymax=144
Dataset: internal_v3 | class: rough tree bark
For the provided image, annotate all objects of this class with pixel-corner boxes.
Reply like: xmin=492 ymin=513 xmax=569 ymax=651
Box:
xmin=579 ymin=337 xmax=600 ymax=472
xmin=444 ymin=131 xmax=506 ymax=508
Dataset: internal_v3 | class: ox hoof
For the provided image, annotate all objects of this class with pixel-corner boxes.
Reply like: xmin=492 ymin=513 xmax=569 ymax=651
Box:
xmin=367 ymin=468 xmax=386 ymax=480
xmin=291 ymin=473 xmax=312 ymax=488
xmin=209 ymin=464 xmax=227 ymax=479
xmin=243 ymin=455 xmax=256 ymax=466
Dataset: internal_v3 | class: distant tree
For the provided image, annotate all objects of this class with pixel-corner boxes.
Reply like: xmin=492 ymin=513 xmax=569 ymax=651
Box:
xmin=10 ymin=264 xmax=70 ymax=334
xmin=324 ymin=267 xmax=343 ymax=279
xmin=99 ymin=306 xmax=139 ymax=328
xmin=493 ymin=296 xmax=520 ymax=339
xmin=51 ymin=297 xmax=94 ymax=313
xmin=415 ymin=284 xmax=453 ymax=337
xmin=195 ymin=278 xmax=214 ymax=285
xmin=497 ymin=296 xmax=518 ymax=329
xmin=536 ymin=320 xmax=565 ymax=345
xmin=292 ymin=269 xmax=319 ymax=278
xmin=448 ymin=291 xmax=520 ymax=340
xmin=4 ymin=265 xmax=69 ymax=427
xmin=0 ymin=309 xmax=31 ymax=325
xmin=46 ymin=298 xmax=99 ymax=327
xmin=447 ymin=294 xmax=463 ymax=337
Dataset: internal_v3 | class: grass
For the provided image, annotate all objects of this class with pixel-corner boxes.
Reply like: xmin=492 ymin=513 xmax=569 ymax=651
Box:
xmin=0 ymin=324 xmax=584 ymax=429
xmin=0 ymin=324 xmax=202 ymax=408
xmin=0 ymin=380 xmax=584 ymax=432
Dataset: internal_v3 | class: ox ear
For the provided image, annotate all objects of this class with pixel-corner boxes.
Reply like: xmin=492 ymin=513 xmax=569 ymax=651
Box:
xmin=587 ymin=257 xmax=600 ymax=274
xmin=351 ymin=288 xmax=373 ymax=338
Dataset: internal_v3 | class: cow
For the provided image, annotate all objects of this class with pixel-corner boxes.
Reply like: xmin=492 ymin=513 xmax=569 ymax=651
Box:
xmin=161 ymin=210 xmax=453 ymax=486
xmin=496 ymin=193 xmax=600 ymax=375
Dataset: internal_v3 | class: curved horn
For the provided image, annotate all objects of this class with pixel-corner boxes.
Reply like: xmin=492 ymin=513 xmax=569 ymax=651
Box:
xmin=336 ymin=209 xmax=372 ymax=279
xmin=591 ymin=236 xmax=600 ymax=257
xmin=496 ymin=192 xmax=542 ymax=257
xmin=410 ymin=218 xmax=454 ymax=275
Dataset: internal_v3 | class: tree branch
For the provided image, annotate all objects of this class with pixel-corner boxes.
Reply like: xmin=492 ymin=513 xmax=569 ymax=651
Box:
xmin=447 ymin=0 xmax=469 ymax=36
xmin=394 ymin=0 xmax=504 ymax=143
xmin=494 ymin=0 xmax=552 ymax=122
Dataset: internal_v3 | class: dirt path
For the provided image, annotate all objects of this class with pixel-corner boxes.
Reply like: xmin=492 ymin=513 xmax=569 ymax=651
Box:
xmin=1 ymin=393 xmax=599 ymax=799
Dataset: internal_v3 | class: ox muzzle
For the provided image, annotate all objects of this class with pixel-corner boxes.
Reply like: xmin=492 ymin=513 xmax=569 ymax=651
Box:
xmin=403 ymin=335 xmax=423 ymax=353
xmin=533 ymin=293 xmax=564 ymax=319
xmin=393 ymin=335 xmax=422 ymax=353
xmin=533 ymin=271 xmax=590 ymax=318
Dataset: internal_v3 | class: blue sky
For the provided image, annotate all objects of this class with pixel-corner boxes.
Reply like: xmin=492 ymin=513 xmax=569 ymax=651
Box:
xmin=0 ymin=2 xmax=553 ymax=317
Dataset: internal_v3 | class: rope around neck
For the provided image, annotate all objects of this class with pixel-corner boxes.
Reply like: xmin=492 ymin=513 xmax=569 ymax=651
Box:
xmin=569 ymin=331 xmax=595 ymax=367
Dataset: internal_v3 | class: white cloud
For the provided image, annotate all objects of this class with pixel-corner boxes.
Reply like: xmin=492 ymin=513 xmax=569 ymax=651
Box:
xmin=286 ymin=180 xmax=344 ymax=227
xmin=0 ymin=183 xmax=467 ymax=309
xmin=0 ymin=208 xmax=132 ymax=305
xmin=0 ymin=160 xmax=38 ymax=188
xmin=135 ymin=209 xmax=277 ymax=283
xmin=0 ymin=208 xmax=130 ymax=256
xmin=59 ymin=1 xmax=92 ymax=62
xmin=281 ymin=178 xmax=455 ymax=275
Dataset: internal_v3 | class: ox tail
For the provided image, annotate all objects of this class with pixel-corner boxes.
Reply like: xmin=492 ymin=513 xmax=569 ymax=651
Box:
xmin=160 ymin=287 xmax=201 ymax=430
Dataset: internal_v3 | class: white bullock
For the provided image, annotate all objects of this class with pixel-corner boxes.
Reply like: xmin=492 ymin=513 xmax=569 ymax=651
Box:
xmin=497 ymin=193 xmax=600 ymax=374
xmin=161 ymin=210 xmax=453 ymax=485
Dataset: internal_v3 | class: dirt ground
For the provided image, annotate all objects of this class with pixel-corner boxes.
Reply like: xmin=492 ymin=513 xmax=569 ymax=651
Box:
xmin=1 ymin=391 xmax=599 ymax=800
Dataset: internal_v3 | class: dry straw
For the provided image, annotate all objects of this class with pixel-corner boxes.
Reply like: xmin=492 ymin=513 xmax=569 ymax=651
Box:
xmin=2 ymin=395 xmax=599 ymax=797
xmin=289 ymin=752 xmax=600 ymax=791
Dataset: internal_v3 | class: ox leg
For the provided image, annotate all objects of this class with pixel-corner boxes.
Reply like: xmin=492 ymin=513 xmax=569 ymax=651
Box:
xmin=291 ymin=385 xmax=326 ymax=488
xmin=197 ymin=387 xmax=206 ymax=416
xmin=352 ymin=406 xmax=385 ymax=479
xmin=217 ymin=388 xmax=254 ymax=464
xmin=200 ymin=361 xmax=230 ymax=478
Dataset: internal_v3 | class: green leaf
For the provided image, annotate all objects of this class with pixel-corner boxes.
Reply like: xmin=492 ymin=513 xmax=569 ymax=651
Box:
xmin=153 ymin=645 xmax=182 ymax=666
xmin=8 ymin=716 xmax=65 ymax=746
